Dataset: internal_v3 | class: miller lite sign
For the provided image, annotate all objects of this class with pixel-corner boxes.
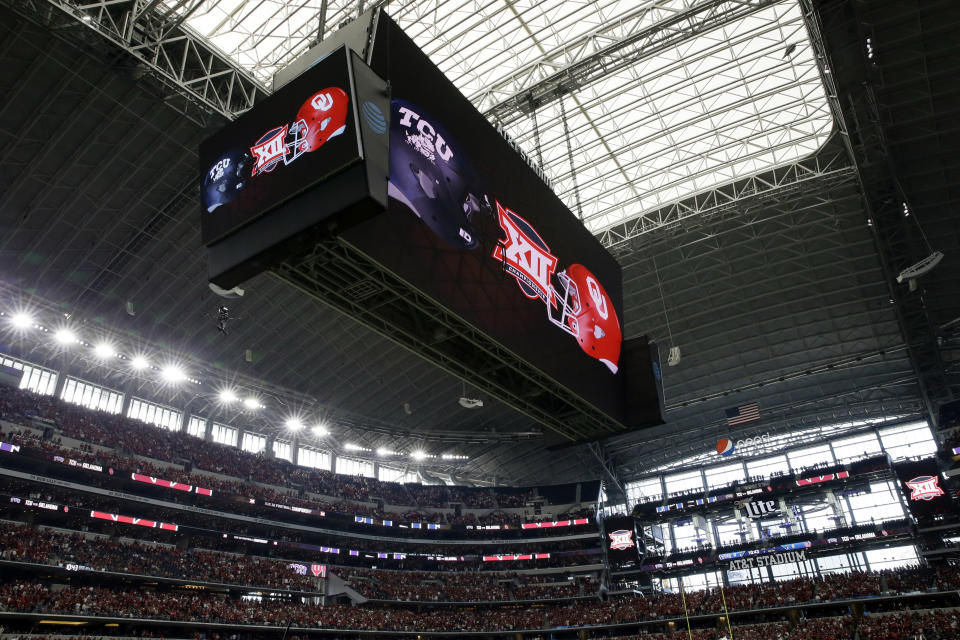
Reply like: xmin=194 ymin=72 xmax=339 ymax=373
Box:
xmin=905 ymin=475 xmax=945 ymax=501
xmin=738 ymin=498 xmax=780 ymax=519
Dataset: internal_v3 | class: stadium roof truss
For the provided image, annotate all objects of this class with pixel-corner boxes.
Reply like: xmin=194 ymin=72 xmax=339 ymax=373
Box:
xmin=45 ymin=0 xmax=834 ymax=241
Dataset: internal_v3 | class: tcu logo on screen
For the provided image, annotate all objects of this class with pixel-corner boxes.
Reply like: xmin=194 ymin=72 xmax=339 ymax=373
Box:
xmin=608 ymin=529 xmax=635 ymax=551
xmin=738 ymin=498 xmax=779 ymax=519
xmin=396 ymin=106 xmax=453 ymax=163
xmin=906 ymin=475 xmax=945 ymax=501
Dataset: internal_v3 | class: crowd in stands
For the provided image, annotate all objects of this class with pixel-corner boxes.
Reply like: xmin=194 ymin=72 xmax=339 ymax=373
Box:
xmin=0 ymin=478 xmax=600 ymax=565
xmin=0 ymin=386 xmax=595 ymax=530
xmin=0 ymin=519 xmax=600 ymax=602
xmin=607 ymin=617 xmax=856 ymax=640
xmin=334 ymin=566 xmax=595 ymax=601
xmin=0 ymin=564 xmax=958 ymax=633
xmin=858 ymin=609 xmax=960 ymax=639
xmin=0 ymin=521 xmax=318 ymax=591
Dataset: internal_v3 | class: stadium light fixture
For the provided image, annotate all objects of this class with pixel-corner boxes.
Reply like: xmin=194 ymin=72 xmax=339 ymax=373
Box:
xmin=285 ymin=417 xmax=304 ymax=431
xmin=218 ymin=389 xmax=239 ymax=404
xmin=10 ymin=312 xmax=34 ymax=329
xmin=130 ymin=356 xmax=149 ymax=370
xmin=377 ymin=447 xmax=397 ymax=457
xmin=312 ymin=425 xmax=328 ymax=437
xmin=93 ymin=343 xmax=116 ymax=359
xmin=161 ymin=365 xmax=186 ymax=383
xmin=243 ymin=397 xmax=262 ymax=410
xmin=411 ymin=450 xmax=427 ymax=460
xmin=54 ymin=329 xmax=77 ymax=345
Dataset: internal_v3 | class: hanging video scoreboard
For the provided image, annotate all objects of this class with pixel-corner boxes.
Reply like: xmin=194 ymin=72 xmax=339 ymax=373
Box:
xmin=201 ymin=11 xmax=664 ymax=434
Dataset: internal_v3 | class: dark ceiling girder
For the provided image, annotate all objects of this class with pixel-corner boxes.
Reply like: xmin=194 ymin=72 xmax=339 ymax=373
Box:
xmin=805 ymin=0 xmax=953 ymax=426
xmin=273 ymin=238 xmax=632 ymax=444
xmin=482 ymin=0 xmax=775 ymax=126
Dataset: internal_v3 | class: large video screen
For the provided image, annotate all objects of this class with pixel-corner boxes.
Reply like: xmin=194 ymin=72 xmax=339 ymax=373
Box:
xmin=200 ymin=47 xmax=361 ymax=246
xmin=349 ymin=15 xmax=627 ymax=423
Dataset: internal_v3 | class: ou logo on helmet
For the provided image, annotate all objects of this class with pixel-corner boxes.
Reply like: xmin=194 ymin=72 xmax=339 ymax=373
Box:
xmin=311 ymin=92 xmax=334 ymax=111
xmin=585 ymin=275 xmax=608 ymax=320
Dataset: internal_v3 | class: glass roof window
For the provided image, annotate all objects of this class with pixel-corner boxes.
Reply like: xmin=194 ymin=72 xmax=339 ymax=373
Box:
xmin=163 ymin=0 xmax=832 ymax=235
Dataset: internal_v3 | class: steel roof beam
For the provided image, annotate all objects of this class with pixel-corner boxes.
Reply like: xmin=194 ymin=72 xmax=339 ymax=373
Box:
xmin=805 ymin=0 xmax=952 ymax=425
xmin=480 ymin=0 xmax=774 ymax=124
xmin=5 ymin=0 xmax=267 ymax=125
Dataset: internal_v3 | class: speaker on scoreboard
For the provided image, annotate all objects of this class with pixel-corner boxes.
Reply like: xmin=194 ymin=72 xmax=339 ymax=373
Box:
xmin=939 ymin=399 xmax=960 ymax=429
xmin=621 ymin=336 xmax=665 ymax=429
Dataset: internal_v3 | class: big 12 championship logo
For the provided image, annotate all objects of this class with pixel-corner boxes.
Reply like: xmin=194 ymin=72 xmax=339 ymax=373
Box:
xmin=203 ymin=88 xmax=349 ymax=213
xmin=906 ymin=475 xmax=946 ymax=501
xmin=494 ymin=202 xmax=623 ymax=374
xmin=608 ymin=529 xmax=635 ymax=551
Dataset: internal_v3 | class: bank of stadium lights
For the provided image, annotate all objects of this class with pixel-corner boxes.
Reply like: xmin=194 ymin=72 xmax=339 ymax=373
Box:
xmin=344 ymin=443 xmax=372 ymax=453
xmin=2 ymin=307 xmax=200 ymax=387
xmin=160 ymin=365 xmax=185 ymax=383
xmin=218 ymin=389 xmax=239 ymax=404
xmin=9 ymin=312 xmax=34 ymax=330
xmin=54 ymin=328 xmax=78 ymax=345
xmin=243 ymin=396 xmax=264 ymax=410
xmin=312 ymin=425 xmax=329 ymax=437
xmin=376 ymin=447 xmax=399 ymax=457
xmin=158 ymin=365 xmax=202 ymax=386
xmin=93 ymin=343 xmax=116 ymax=359
xmin=441 ymin=454 xmax=469 ymax=461
xmin=411 ymin=450 xmax=436 ymax=461
xmin=284 ymin=417 xmax=304 ymax=431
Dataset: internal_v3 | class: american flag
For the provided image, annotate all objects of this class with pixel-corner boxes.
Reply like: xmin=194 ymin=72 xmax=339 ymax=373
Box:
xmin=726 ymin=402 xmax=759 ymax=426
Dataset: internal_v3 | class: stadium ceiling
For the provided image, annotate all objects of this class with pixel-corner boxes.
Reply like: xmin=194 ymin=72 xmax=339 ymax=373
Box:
xmin=153 ymin=0 xmax=834 ymax=238
xmin=0 ymin=0 xmax=955 ymax=487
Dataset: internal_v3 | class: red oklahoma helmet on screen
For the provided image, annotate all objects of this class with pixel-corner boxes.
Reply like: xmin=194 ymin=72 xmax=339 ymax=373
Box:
xmin=556 ymin=263 xmax=622 ymax=374
xmin=291 ymin=87 xmax=349 ymax=154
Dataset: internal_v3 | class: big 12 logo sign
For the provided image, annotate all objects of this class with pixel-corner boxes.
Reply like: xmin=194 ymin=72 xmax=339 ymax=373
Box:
xmin=608 ymin=529 xmax=634 ymax=551
xmin=905 ymin=475 xmax=945 ymax=501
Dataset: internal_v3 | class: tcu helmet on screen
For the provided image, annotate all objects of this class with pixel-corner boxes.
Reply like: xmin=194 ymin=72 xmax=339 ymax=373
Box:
xmin=203 ymin=150 xmax=252 ymax=212
xmin=293 ymin=87 xmax=350 ymax=153
xmin=249 ymin=87 xmax=349 ymax=178
xmin=387 ymin=98 xmax=487 ymax=250
xmin=494 ymin=202 xmax=622 ymax=374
